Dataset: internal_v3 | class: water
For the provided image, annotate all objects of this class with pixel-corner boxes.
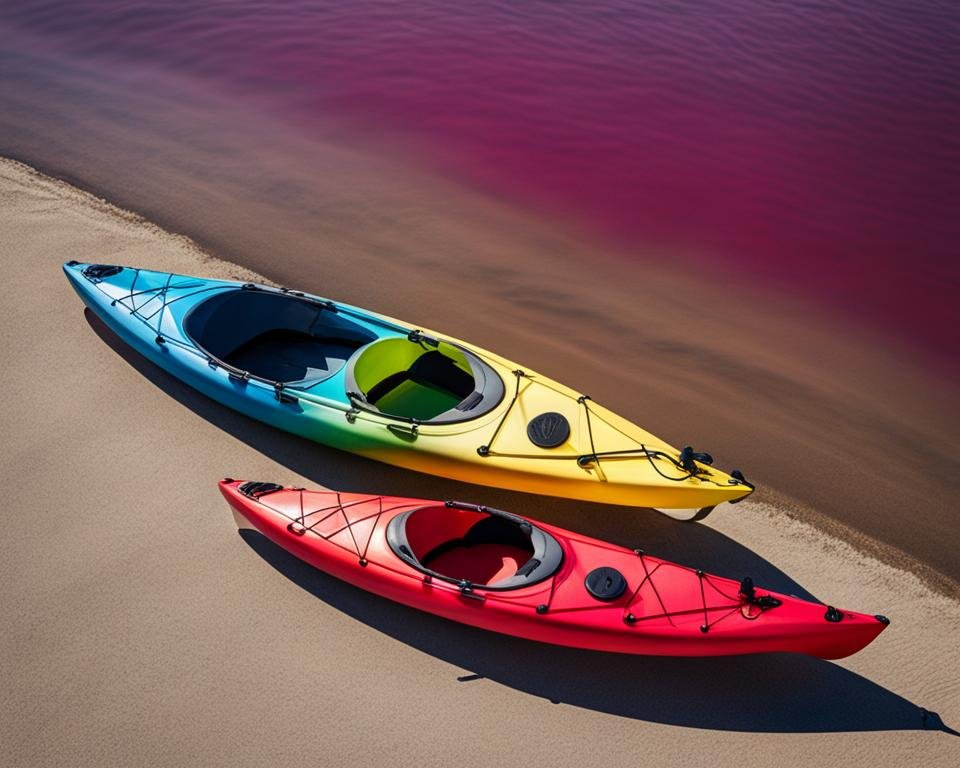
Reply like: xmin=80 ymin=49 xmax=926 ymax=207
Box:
xmin=2 ymin=0 xmax=958 ymax=356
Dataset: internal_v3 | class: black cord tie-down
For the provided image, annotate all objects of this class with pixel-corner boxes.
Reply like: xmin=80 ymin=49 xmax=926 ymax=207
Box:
xmin=408 ymin=329 xmax=440 ymax=348
xmin=738 ymin=576 xmax=783 ymax=612
xmin=679 ymin=445 xmax=713 ymax=473
xmin=274 ymin=382 xmax=298 ymax=404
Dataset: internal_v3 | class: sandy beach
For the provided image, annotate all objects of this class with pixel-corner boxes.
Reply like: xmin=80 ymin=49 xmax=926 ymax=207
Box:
xmin=1 ymin=158 xmax=958 ymax=765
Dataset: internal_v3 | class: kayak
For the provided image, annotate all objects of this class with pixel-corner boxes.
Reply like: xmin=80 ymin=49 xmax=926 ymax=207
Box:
xmin=65 ymin=261 xmax=754 ymax=515
xmin=221 ymin=479 xmax=888 ymax=658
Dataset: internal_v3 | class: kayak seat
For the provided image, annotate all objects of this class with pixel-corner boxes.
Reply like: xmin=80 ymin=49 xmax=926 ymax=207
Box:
xmin=367 ymin=351 xmax=474 ymax=403
xmin=424 ymin=543 xmax=531 ymax=586
xmin=421 ymin=515 xmax=538 ymax=586
xmin=420 ymin=515 xmax=534 ymax=565
xmin=224 ymin=330 xmax=360 ymax=384
xmin=345 ymin=337 xmax=506 ymax=424
xmin=365 ymin=351 xmax=476 ymax=420
xmin=386 ymin=505 xmax=563 ymax=590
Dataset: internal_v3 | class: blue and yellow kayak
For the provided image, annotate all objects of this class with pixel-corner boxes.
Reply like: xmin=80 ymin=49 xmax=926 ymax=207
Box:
xmin=64 ymin=262 xmax=754 ymax=516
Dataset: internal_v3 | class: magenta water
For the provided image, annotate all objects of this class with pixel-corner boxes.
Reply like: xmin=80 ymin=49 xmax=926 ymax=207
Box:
xmin=2 ymin=1 xmax=958 ymax=355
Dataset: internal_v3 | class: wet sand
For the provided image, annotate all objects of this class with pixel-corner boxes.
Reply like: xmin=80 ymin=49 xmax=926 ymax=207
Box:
xmin=1 ymin=158 xmax=959 ymax=766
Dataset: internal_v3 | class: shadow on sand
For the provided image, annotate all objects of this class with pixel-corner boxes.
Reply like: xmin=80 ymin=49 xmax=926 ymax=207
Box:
xmin=240 ymin=528 xmax=952 ymax=734
xmin=86 ymin=309 xmax=956 ymax=734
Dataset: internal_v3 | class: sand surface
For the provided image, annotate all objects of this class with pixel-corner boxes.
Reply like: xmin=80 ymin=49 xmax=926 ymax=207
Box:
xmin=1 ymin=158 xmax=959 ymax=766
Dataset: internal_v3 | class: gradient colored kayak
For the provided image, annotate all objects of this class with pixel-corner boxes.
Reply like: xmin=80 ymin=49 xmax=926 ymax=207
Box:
xmin=65 ymin=262 xmax=754 ymax=514
xmin=222 ymin=479 xmax=888 ymax=658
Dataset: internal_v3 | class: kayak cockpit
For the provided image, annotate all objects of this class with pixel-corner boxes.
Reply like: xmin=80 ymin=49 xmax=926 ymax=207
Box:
xmin=345 ymin=336 xmax=504 ymax=423
xmin=183 ymin=287 xmax=377 ymax=386
xmin=387 ymin=503 xmax=563 ymax=590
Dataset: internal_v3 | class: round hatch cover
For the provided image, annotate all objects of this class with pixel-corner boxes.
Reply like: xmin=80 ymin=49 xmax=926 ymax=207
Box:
xmin=585 ymin=567 xmax=627 ymax=601
xmin=527 ymin=412 xmax=570 ymax=448
xmin=83 ymin=264 xmax=123 ymax=280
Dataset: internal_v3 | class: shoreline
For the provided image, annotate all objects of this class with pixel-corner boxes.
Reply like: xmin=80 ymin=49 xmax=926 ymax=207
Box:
xmin=4 ymin=155 xmax=957 ymax=598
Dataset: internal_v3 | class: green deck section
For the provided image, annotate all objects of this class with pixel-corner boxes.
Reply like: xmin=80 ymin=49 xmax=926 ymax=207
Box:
xmin=372 ymin=379 xmax=462 ymax=421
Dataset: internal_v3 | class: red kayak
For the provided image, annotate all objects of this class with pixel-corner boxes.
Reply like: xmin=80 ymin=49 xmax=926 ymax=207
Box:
xmin=221 ymin=480 xmax=888 ymax=658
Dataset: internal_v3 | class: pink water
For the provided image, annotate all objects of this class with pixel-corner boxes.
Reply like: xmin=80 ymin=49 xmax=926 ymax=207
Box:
xmin=2 ymin=1 xmax=958 ymax=354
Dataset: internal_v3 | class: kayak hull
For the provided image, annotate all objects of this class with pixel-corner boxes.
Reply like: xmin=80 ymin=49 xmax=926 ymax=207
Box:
xmin=221 ymin=480 xmax=887 ymax=659
xmin=66 ymin=262 xmax=755 ymax=510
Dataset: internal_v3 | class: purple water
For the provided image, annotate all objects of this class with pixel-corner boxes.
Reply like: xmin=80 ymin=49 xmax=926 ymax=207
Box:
xmin=2 ymin=1 xmax=958 ymax=356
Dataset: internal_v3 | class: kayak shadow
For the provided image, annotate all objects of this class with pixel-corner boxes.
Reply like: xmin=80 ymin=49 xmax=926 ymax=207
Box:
xmin=86 ymin=308 xmax=954 ymax=733
xmin=84 ymin=308 xmax=816 ymax=599
xmin=238 ymin=528 xmax=953 ymax=734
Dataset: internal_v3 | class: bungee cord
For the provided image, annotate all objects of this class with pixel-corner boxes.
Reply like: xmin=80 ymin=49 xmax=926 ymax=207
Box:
xmin=253 ymin=487 xmax=409 ymax=567
xmin=475 ymin=373 xmax=714 ymax=485
xmin=476 ymin=368 xmax=525 ymax=457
